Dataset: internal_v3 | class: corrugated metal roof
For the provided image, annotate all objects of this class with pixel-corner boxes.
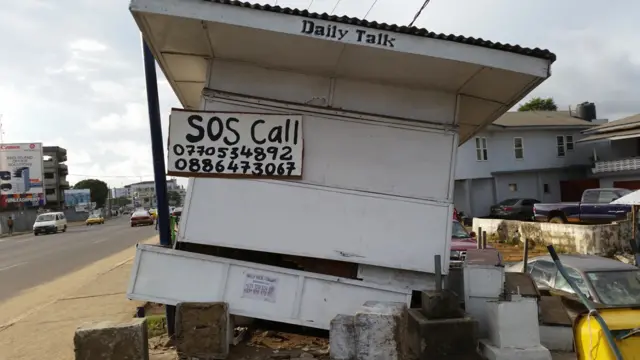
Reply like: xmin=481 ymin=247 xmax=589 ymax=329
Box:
xmin=577 ymin=127 xmax=640 ymax=143
xmin=587 ymin=113 xmax=640 ymax=132
xmin=493 ymin=111 xmax=596 ymax=127
xmin=201 ymin=0 xmax=557 ymax=62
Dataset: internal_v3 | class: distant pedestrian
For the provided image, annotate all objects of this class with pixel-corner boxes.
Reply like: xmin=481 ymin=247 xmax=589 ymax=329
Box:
xmin=7 ymin=217 xmax=14 ymax=236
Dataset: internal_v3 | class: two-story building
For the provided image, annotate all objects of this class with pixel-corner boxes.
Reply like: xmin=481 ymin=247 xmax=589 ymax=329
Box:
xmin=578 ymin=113 xmax=640 ymax=189
xmin=454 ymin=109 xmax=606 ymax=217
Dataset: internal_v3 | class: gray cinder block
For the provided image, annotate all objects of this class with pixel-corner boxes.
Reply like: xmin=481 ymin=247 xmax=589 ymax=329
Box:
xmin=175 ymin=302 xmax=229 ymax=360
xmin=74 ymin=318 xmax=149 ymax=360
xmin=355 ymin=301 xmax=408 ymax=360
xmin=330 ymin=314 xmax=356 ymax=360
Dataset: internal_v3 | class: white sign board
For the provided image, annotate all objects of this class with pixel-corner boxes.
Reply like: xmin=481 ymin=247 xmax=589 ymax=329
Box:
xmin=0 ymin=143 xmax=45 ymax=208
xmin=241 ymin=272 xmax=278 ymax=303
xmin=168 ymin=110 xmax=303 ymax=178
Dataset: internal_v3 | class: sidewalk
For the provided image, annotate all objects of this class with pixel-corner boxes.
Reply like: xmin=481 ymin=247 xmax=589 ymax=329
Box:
xmin=0 ymin=236 xmax=158 ymax=360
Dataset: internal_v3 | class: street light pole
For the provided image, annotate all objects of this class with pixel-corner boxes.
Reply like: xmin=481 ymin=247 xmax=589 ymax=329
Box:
xmin=142 ymin=39 xmax=174 ymax=337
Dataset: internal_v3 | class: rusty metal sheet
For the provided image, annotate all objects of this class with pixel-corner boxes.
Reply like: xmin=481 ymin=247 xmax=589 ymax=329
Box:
xmin=505 ymin=272 xmax=540 ymax=298
xmin=464 ymin=249 xmax=503 ymax=266
xmin=539 ymin=296 xmax=572 ymax=326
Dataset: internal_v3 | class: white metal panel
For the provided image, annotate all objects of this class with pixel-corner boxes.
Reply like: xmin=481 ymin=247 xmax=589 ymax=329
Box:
xmin=207 ymin=60 xmax=457 ymax=126
xmin=180 ymin=178 xmax=451 ymax=273
xmin=202 ymin=95 xmax=456 ymax=201
xmin=128 ymin=245 xmax=412 ymax=330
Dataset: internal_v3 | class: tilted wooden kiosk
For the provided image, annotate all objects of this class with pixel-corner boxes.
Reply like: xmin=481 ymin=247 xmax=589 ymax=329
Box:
xmin=127 ymin=0 xmax=555 ymax=331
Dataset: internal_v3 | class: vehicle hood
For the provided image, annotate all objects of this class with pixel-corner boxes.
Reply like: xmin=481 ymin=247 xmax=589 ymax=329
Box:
xmin=33 ymin=220 xmax=55 ymax=228
xmin=451 ymin=237 xmax=479 ymax=251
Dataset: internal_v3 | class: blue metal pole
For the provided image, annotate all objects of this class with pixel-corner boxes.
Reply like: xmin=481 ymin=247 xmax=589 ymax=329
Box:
xmin=142 ymin=39 xmax=175 ymax=337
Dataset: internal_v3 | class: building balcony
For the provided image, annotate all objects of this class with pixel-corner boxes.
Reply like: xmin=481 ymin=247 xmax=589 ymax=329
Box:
xmin=593 ymin=157 xmax=640 ymax=174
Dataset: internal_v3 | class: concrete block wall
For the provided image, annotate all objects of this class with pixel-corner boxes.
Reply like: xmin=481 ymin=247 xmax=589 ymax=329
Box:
xmin=472 ymin=217 xmax=632 ymax=255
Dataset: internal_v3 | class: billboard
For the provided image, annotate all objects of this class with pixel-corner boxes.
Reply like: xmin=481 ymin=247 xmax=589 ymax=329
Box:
xmin=0 ymin=143 xmax=45 ymax=208
xmin=64 ymin=189 xmax=91 ymax=207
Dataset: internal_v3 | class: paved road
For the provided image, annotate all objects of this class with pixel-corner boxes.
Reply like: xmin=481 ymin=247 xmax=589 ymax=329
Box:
xmin=0 ymin=217 xmax=157 ymax=302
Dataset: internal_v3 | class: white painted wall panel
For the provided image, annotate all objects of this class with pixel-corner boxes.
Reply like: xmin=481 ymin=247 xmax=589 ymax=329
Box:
xmin=207 ymin=60 xmax=456 ymax=125
xmin=179 ymin=178 xmax=452 ymax=273
xmin=203 ymin=97 xmax=455 ymax=201
xmin=128 ymin=245 xmax=412 ymax=330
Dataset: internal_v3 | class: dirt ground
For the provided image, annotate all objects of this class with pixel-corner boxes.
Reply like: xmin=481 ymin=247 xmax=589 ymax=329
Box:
xmin=149 ymin=327 xmax=329 ymax=360
xmin=491 ymin=240 xmax=549 ymax=262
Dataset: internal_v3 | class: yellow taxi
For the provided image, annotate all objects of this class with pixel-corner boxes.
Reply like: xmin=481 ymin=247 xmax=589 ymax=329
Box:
xmin=148 ymin=208 xmax=158 ymax=220
xmin=86 ymin=214 xmax=105 ymax=226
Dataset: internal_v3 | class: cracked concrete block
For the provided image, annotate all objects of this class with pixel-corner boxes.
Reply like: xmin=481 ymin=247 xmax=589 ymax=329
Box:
xmin=407 ymin=309 xmax=478 ymax=359
xmin=420 ymin=289 xmax=464 ymax=319
xmin=74 ymin=318 xmax=148 ymax=360
xmin=355 ymin=301 xmax=408 ymax=360
xmin=330 ymin=314 xmax=356 ymax=360
xmin=175 ymin=302 xmax=229 ymax=360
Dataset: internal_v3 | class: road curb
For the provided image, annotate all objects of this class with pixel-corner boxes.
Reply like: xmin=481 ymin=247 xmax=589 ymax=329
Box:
xmin=0 ymin=235 xmax=158 ymax=332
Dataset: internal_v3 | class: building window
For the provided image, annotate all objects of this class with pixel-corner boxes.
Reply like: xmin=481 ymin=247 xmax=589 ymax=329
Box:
xmin=44 ymin=173 xmax=55 ymax=179
xmin=475 ymin=137 xmax=488 ymax=161
xmin=45 ymin=189 xmax=56 ymax=195
xmin=514 ymin=137 xmax=524 ymax=159
xmin=509 ymin=183 xmax=518 ymax=192
xmin=566 ymin=135 xmax=574 ymax=151
xmin=543 ymin=184 xmax=550 ymax=193
xmin=556 ymin=136 xmax=565 ymax=157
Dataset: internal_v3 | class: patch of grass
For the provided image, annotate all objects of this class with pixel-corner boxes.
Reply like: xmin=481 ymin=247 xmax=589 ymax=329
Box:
xmin=146 ymin=314 xmax=167 ymax=338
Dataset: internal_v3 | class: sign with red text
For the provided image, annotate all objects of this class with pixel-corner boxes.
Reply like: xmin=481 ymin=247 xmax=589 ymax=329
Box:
xmin=167 ymin=110 xmax=303 ymax=178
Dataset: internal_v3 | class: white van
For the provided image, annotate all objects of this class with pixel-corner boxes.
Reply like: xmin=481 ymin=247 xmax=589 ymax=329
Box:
xmin=33 ymin=212 xmax=68 ymax=235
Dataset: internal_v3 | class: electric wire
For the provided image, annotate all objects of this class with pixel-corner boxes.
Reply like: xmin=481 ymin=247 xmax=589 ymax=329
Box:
xmin=408 ymin=0 xmax=431 ymax=27
xmin=307 ymin=0 xmax=314 ymax=10
xmin=363 ymin=0 xmax=379 ymax=19
xmin=331 ymin=0 xmax=342 ymax=14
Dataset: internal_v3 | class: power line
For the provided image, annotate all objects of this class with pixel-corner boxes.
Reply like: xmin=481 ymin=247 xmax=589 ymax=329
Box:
xmin=331 ymin=0 xmax=343 ymax=14
xmin=408 ymin=0 xmax=431 ymax=27
xmin=363 ymin=0 xmax=380 ymax=19
xmin=307 ymin=0 xmax=314 ymax=10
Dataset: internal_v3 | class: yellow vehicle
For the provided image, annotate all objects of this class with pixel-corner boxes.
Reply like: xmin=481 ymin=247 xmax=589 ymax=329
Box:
xmin=574 ymin=307 xmax=640 ymax=360
xmin=148 ymin=208 xmax=158 ymax=220
xmin=85 ymin=214 xmax=105 ymax=226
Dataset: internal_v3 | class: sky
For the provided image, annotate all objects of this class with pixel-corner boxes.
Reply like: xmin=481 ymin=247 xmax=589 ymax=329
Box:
xmin=0 ymin=0 xmax=638 ymax=188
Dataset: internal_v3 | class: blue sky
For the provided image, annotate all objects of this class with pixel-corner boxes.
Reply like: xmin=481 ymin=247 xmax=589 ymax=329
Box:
xmin=0 ymin=0 xmax=637 ymax=187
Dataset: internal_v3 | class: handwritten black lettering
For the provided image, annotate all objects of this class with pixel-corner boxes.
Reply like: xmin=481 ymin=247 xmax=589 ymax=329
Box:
xmin=251 ymin=120 xmax=266 ymax=144
xmin=186 ymin=115 xmax=205 ymax=142
xmin=224 ymin=117 xmax=240 ymax=146
xmin=207 ymin=116 xmax=224 ymax=142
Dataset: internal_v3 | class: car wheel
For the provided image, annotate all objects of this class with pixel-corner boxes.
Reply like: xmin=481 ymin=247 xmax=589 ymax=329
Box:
xmin=62 ymin=225 xmax=67 ymax=232
xmin=549 ymin=216 xmax=566 ymax=224
xmin=34 ymin=232 xmax=38 ymax=236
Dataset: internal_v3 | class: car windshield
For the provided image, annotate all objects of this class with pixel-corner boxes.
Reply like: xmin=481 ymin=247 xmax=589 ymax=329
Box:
xmin=451 ymin=221 xmax=470 ymax=239
xmin=499 ymin=198 xmax=519 ymax=206
xmin=89 ymin=215 xmax=99 ymax=219
xmin=36 ymin=214 xmax=55 ymax=222
xmin=133 ymin=211 xmax=148 ymax=217
xmin=586 ymin=270 xmax=640 ymax=306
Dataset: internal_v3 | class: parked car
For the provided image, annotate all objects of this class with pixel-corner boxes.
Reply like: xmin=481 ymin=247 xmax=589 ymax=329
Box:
xmin=86 ymin=214 xmax=105 ymax=226
xmin=533 ymin=188 xmax=632 ymax=224
xmin=33 ymin=212 xmax=67 ymax=235
xmin=489 ymin=198 xmax=540 ymax=220
xmin=130 ymin=210 xmax=154 ymax=227
xmin=506 ymin=254 xmax=640 ymax=306
xmin=450 ymin=220 xmax=494 ymax=266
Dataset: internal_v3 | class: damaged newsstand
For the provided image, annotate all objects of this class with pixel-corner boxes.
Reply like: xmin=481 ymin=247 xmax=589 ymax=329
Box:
xmin=127 ymin=0 xmax=555 ymax=356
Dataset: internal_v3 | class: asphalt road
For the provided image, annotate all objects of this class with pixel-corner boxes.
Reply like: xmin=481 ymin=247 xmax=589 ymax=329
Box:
xmin=0 ymin=217 xmax=157 ymax=302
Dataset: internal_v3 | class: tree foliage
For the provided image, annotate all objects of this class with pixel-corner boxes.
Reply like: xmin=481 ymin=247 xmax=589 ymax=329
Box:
xmin=518 ymin=97 xmax=558 ymax=112
xmin=168 ymin=191 xmax=183 ymax=206
xmin=74 ymin=179 xmax=109 ymax=208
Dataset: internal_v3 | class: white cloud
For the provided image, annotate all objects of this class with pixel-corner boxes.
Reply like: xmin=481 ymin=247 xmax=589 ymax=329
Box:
xmin=69 ymin=39 xmax=107 ymax=52
xmin=88 ymin=103 xmax=148 ymax=131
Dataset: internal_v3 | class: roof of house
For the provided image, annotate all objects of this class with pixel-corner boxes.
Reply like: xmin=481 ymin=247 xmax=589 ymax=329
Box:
xmin=492 ymin=111 xmax=597 ymax=128
xmin=201 ymin=0 xmax=556 ymax=62
xmin=587 ymin=113 xmax=640 ymax=132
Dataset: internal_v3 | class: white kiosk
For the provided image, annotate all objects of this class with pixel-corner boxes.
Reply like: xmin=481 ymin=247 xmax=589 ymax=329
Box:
xmin=126 ymin=0 xmax=555 ymax=330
